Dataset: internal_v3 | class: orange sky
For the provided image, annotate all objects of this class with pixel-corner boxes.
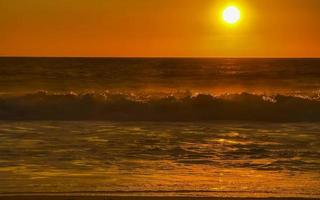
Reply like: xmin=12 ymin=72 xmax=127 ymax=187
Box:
xmin=1 ymin=0 xmax=320 ymax=57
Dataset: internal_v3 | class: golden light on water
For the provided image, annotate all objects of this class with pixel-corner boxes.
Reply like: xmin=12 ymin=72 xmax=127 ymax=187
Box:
xmin=223 ymin=6 xmax=241 ymax=24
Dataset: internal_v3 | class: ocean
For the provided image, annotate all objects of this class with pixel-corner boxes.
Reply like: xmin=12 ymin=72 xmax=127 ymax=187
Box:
xmin=0 ymin=58 xmax=319 ymax=198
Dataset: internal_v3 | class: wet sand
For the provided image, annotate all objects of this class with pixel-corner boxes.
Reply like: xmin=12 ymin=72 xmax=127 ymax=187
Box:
xmin=0 ymin=196 xmax=319 ymax=200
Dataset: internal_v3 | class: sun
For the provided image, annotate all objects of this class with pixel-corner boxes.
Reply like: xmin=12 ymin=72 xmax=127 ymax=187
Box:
xmin=223 ymin=6 xmax=241 ymax=24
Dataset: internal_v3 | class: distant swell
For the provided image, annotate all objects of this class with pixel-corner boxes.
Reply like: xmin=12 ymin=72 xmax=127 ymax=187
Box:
xmin=1 ymin=91 xmax=320 ymax=122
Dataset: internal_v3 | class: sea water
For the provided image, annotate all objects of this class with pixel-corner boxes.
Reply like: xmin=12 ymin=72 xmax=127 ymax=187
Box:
xmin=0 ymin=58 xmax=319 ymax=197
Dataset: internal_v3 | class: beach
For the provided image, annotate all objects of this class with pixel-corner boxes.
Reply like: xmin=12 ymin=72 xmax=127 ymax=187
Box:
xmin=0 ymin=196 xmax=319 ymax=200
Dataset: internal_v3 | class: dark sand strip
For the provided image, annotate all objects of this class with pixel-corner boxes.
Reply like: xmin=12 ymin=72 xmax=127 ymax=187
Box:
xmin=0 ymin=196 xmax=319 ymax=200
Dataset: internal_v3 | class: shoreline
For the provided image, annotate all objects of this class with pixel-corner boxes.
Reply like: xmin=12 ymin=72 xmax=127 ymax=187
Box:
xmin=0 ymin=196 xmax=319 ymax=200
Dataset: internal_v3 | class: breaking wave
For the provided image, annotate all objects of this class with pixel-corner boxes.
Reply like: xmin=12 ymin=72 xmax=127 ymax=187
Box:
xmin=1 ymin=91 xmax=320 ymax=121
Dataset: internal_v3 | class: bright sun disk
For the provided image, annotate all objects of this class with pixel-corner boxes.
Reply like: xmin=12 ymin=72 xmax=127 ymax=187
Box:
xmin=223 ymin=6 xmax=241 ymax=24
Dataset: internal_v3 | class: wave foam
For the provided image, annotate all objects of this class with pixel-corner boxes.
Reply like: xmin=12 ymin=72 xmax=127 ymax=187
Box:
xmin=0 ymin=91 xmax=320 ymax=121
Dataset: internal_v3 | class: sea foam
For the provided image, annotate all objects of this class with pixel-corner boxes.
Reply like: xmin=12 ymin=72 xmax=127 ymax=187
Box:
xmin=0 ymin=91 xmax=320 ymax=121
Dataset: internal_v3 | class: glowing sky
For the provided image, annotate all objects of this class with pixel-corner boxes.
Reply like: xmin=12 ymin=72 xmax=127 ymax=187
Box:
xmin=1 ymin=0 xmax=320 ymax=57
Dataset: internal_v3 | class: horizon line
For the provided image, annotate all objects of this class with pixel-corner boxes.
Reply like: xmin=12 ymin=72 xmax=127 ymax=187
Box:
xmin=1 ymin=56 xmax=320 ymax=59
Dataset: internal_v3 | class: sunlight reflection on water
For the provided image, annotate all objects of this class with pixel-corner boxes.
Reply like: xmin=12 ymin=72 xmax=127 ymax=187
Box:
xmin=0 ymin=121 xmax=319 ymax=198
